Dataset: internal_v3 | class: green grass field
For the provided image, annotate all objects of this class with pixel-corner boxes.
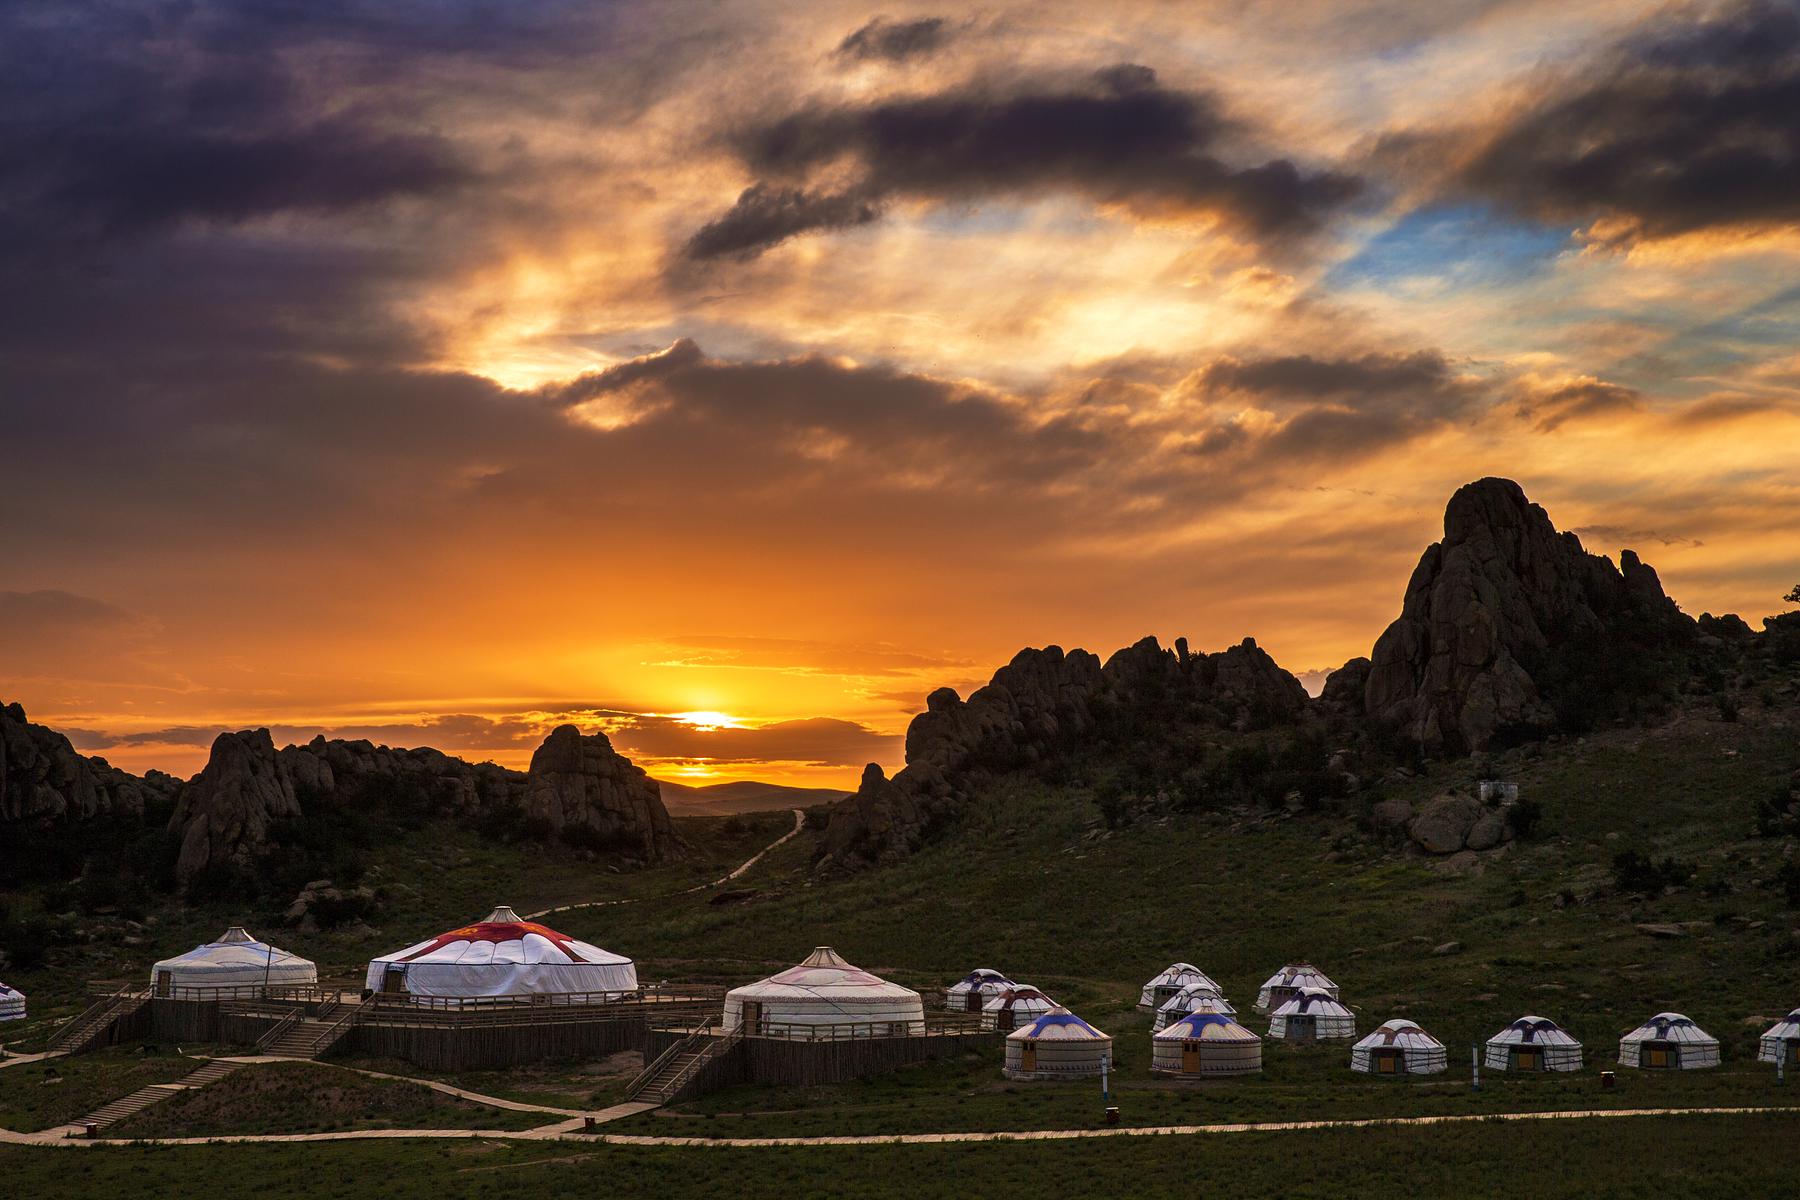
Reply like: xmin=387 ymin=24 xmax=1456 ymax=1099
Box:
xmin=0 ymin=1045 xmax=219 ymax=1132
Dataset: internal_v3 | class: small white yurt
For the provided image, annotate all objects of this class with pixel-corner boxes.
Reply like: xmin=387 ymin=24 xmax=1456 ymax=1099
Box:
xmin=1269 ymin=987 xmax=1357 ymax=1042
xmin=1485 ymin=1016 xmax=1583 ymax=1072
xmin=1619 ymin=1013 xmax=1719 ymax=1069
xmin=1256 ymin=962 xmax=1338 ymax=1013
xmin=1351 ymin=1019 xmax=1448 ymax=1076
xmin=724 ymin=946 xmax=923 ymax=1037
xmin=1153 ymin=984 xmax=1235 ymax=1031
xmin=151 ymin=926 xmax=318 ymax=994
xmin=1004 ymin=1007 xmax=1112 ymax=1080
xmin=984 ymin=985 xmax=1056 ymax=1032
xmin=946 ymin=968 xmax=1014 ymax=1014
xmin=1138 ymin=962 xmax=1220 ymax=1010
xmin=1758 ymin=1009 xmax=1800 ymax=1066
xmin=1151 ymin=1012 xmax=1263 ymax=1077
xmin=365 ymin=906 xmax=635 ymax=999
xmin=0 ymin=982 xmax=24 ymax=1022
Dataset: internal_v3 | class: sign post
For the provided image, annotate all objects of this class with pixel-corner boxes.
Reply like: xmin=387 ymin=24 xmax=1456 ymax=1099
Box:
xmin=1471 ymin=1045 xmax=1481 ymax=1091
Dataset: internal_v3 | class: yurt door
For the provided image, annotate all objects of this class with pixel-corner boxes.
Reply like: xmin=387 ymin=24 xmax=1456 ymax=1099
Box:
xmin=1647 ymin=1045 xmax=1674 ymax=1069
xmin=381 ymin=966 xmax=408 ymax=995
xmin=1376 ymin=1049 xmax=1400 ymax=1075
xmin=1288 ymin=1015 xmax=1316 ymax=1043
xmin=1182 ymin=1041 xmax=1201 ymax=1074
xmin=742 ymin=1001 xmax=762 ymax=1033
xmin=1021 ymin=1043 xmax=1037 ymax=1073
xmin=1513 ymin=1048 xmax=1540 ymax=1071
xmin=965 ymin=993 xmax=981 ymax=1013
xmin=155 ymin=970 xmax=172 ymax=997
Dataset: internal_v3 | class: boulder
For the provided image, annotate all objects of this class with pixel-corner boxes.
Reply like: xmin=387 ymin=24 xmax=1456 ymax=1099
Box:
xmin=169 ymin=729 xmax=302 ymax=879
xmin=523 ymin=725 xmax=675 ymax=860
xmin=1466 ymin=808 xmax=1511 ymax=851
xmin=1 ymin=700 xmax=176 ymax=825
xmin=1371 ymin=797 xmax=1414 ymax=835
xmin=1409 ymin=794 xmax=1485 ymax=854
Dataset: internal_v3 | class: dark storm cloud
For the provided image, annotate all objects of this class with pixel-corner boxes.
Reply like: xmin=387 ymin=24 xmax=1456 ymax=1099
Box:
xmin=686 ymin=64 xmax=1361 ymax=259
xmin=0 ymin=590 xmax=140 ymax=638
xmin=1445 ymin=1 xmax=1800 ymax=243
xmin=835 ymin=16 xmax=951 ymax=62
xmin=611 ymin=715 xmax=897 ymax=766
xmin=683 ymin=184 xmax=883 ymax=260
xmin=1509 ymin=379 xmax=1644 ymax=432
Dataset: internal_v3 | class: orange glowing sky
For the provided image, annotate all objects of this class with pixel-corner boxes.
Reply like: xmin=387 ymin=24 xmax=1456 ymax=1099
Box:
xmin=2 ymin=1 xmax=1797 ymax=788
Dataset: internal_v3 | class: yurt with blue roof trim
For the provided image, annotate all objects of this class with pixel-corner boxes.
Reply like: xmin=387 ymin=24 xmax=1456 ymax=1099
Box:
xmin=946 ymin=968 xmax=1014 ymax=1013
xmin=1138 ymin=963 xmax=1220 ymax=1010
xmin=1153 ymin=983 xmax=1235 ymax=1031
xmin=1004 ymin=1007 xmax=1112 ymax=1080
xmin=0 ymin=982 xmax=24 ymax=1022
xmin=984 ymin=985 xmax=1056 ymax=1032
xmin=1619 ymin=1013 xmax=1719 ymax=1069
xmin=1152 ymin=1012 xmax=1263 ymax=1077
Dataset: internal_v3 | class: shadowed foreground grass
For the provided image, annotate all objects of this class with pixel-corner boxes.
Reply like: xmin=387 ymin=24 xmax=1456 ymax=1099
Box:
xmin=4 ymin=1112 xmax=1797 ymax=1199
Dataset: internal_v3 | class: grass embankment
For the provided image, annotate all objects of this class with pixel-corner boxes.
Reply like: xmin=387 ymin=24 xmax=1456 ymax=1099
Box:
xmin=0 ymin=1046 xmax=221 ymax=1132
xmin=334 ymin=1051 xmax=642 ymax=1112
xmin=3 ymin=1111 xmax=1799 ymax=1199
xmin=106 ymin=1062 xmax=549 ymax=1138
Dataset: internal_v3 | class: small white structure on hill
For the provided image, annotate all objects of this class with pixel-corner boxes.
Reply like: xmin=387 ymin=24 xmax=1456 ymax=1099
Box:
xmin=153 ymin=926 xmax=318 ymax=994
xmin=1351 ymin=1019 xmax=1447 ymax=1075
xmin=1269 ymin=987 xmax=1357 ymax=1042
xmin=1485 ymin=1016 xmax=1583 ymax=1072
xmin=1151 ymin=1012 xmax=1263 ymax=1077
xmin=1256 ymin=962 xmax=1338 ymax=1013
xmin=1618 ymin=1012 xmax=1719 ymax=1069
xmin=725 ymin=946 xmax=924 ymax=1037
xmin=1004 ymin=1007 xmax=1112 ymax=1080
xmin=984 ymin=985 xmax=1056 ymax=1032
xmin=0 ymin=982 xmax=24 ymax=1022
xmin=365 ymin=906 xmax=635 ymax=999
xmin=1759 ymin=1009 xmax=1800 ymax=1067
xmin=945 ymin=968 xmax=1014 ymax=1014
xmin=1153 ymin=984 xmax=1235 ymax=1031
xmin=1139 ymin=962 xmax=1220 ymax=1010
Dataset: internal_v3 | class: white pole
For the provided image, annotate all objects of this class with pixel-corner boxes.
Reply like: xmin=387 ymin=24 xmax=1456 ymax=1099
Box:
xmin=1101 ymin=1053 xmax=1110 ymax=1102
xmin=1472 ymin=1044 xmax=1481 ymax=1090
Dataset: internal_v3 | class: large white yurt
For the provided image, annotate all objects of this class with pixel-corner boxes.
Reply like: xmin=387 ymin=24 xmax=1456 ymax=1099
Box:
xmin=984 ymin=985 xmax=1056 ymax=1032
xmin=1004 ymin=1007 xmax=1112 ymax=1080
xmin=1151 ymin=1012 xmax=1264 ymax=1077
xmin=364 ymin=906 xmax=635 ymax=999
xmin=1351 ymin=1020 xmax=1448 ymax=1076
xmin=1153 ymin=984 xmax=1235 ymax=1031
xmin=724 ymin=946 xmax=924 ymax=1036
xmin=1138 ymin=962 xmax=1220 ymax=1010
xmin=151 ymin=927 xmax=318 ymax=993
xmin=1485 ymin=1016 xmax=1583 ymax=1072
xmin=945 ymin=968 xmax=1014 ymax=1014
xmin=1255 ymin=962 xmax=1338 ymax=1013
xmin=0 ymin=982 xmax=24 ymax=1022
xmin=1269 ymin=987 xmax=1357 ymax=1042
xmin=1758 ymin=1009 xmax=1800 ymax=1066
xmin=1619 ymin=1013 xmax=1719 ymax=1069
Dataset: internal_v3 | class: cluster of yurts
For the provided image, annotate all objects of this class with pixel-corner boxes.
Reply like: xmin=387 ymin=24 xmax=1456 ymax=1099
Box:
xmin=985 ymin=962 xmax=1800 ymax=1080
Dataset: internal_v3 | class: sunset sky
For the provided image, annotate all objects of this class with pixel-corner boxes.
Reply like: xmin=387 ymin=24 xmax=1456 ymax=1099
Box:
xmin=3 ymin=0 xmax=1798 ymax=787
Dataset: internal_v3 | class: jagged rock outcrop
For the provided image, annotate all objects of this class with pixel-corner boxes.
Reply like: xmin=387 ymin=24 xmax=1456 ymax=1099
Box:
xmin=523 ymin=724 xmax=674 ymax=859
xmin=0 ymin=700 xmax=176 ymax=824
xmin=169 ymin=729 xmax=302 ymax=879
xmin=1365 ymin=478 xmax=1692 ymax=751
xmin=816 ymin=636 xmax=1308 ymax=872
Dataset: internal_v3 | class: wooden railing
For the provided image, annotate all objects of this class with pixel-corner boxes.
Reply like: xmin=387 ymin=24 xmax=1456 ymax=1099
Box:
xmin=306 ymin=997 xmax=369 ymax=1055
xmin=366 ymin=984 xmax=727 ymax=1012
xmin=255 ymin=1010 xmax=300 ymax=1052
xmin=740 ymin=1011 xmax=992 ymax=1042
xmin=623 ymin=1016 xmax=722 ymax=1101
xmin=655 ymin=1025 xmax=742 ymax=1100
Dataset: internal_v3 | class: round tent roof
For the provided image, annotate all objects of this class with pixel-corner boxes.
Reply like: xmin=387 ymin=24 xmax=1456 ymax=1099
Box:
xmin=0 ymin=981 xmax=24 ymax=1021
xmin=1488 ymin=1015 xmax=1581 ymax=1047
xmin=1008 ymin=1006 xmax=1109 ymax=1042
xmin=1158 ymin=983 xmax=1234 ymax=1014
xmin=1620 ymin=1012 xmax=1717 ymax=1046
xmin=152 ymin=926 xmax=317 ymax=988
xmin=1272 ymin=987 xmax=1354 ymax=1019
xmin=984 ymin=985 xmax=1055 ymax=1013
xmin=365 ymin=906 xmax=635 ymax=998
xmin=1260 ymin=962 xmax=1336 ymax=992
xmin=947 ymin=968 xmax=1014 ymax=998
xmin=1353 ymin=1019 xmax=1444 ymax=1052
xmin=729 ymin=946 xmax=921 ymax=1006
xmin=1156 ymin=1012 xmax=1261 ymax=1044
xmin=1763 ymin=1009 xmax=1800 ymax=1039
xmin=1139 ymin=962 xmax=1220 ymax=1005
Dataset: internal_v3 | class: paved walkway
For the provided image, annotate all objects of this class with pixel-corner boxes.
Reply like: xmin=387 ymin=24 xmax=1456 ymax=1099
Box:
xmin=529 ymin=808 xmax=805 ymax=918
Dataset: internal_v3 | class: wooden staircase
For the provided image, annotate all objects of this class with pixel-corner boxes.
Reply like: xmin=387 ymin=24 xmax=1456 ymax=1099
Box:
xmin=625 ymin=1024 xmax=740 ymax=1106
xmin=49 ymin=991 xmax=149 ymax=1055
xmin=260 ymin=1000 xmax=365 ymax=1060
xmin=70 ymin=1058 xmax=245 ymax=1134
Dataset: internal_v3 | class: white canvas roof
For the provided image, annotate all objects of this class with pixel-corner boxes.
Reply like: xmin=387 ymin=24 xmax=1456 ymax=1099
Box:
xmin=0 ymin=981 xmax=24 ymax=1022
xmin=152 ymin=926 xmax=318 ymax=989
xmin=947 ymin=968 xmax=1013 ymax=998
xmin=1155 ymin=1012 xmax=1261 ymax=1044
xmin=1485 ymin=1015 xmax=1583 ymax=1071
xmin=1256 ymin=962 xmax=1337 ymax=1010
xmin=983 ymin=986 xmax=1056 ymax=1018
xmin=1759 ymin=1009 xmax=1800 ymax=1064
xmin=1762 ymin=1009 xmax=1800 ymax=1042
xmin=365 ymin=906 xmax=636 ymax=998
xmin=1351 ymin=1019 xmax=1447 ymax=1074
xmin=1270 ymin=987 xmax=1357 ymax=1040
xmin=1138 ymin=962 xmax=1220 ymax=1007
xmin=1007 ymin=1007 xmax=1109 ymax=1042
xmin=724 ymin=946 xmax=924 ymax=1034
xmin=1153 ymin=984 xmax=1235 ymax=1031
xmin=1619 ymin=1013 xmax=1719 ymax=1068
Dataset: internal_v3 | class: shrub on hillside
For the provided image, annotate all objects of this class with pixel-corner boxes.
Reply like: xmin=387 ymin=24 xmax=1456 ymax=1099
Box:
xmin=1611 ymin=849 xmax=1693 ymax=895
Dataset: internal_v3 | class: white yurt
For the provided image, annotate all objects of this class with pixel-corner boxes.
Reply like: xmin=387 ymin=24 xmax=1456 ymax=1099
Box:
xmin=0 ymin=982 xmax=24 ymax=1022
xmin=1138 ymin=962 xmax=1220 ymax=1010
xmin=1758 ymin=1009 xmax=1800 ymax=1066
xmin=1269 ymin=987 xmax=1357 ymax=1042
xmin=1485 ymin=1016 xmax=1583 ymax=1072
xmin=151 ymin=926 xmax=318 ymax=994
xmin=945 ymin=968 xmax=1014 ymax=1014
xmin=1004 ymin=1007 xmax=1112 ymax=1080
xmin=1619 ymin=1013 xmax=1719 ymax=1069
xmin=1151 ymin=1012 xmax=1264 ymax=1077
xmin=1153 ymin=984 xmax=1235 ymax=1031
xmin=1256 ymin=962 xmax=1338 ymax=1013
xmin=724 ymin=946 xmax=924 ymax=1037
xmin=1351 ymin=1019 xmax=1448 ymax=1076
xmin=364 ymin=906 xmax=635 ymax=999
xmin=984 ymin=985 xmax=1056 ymax=1032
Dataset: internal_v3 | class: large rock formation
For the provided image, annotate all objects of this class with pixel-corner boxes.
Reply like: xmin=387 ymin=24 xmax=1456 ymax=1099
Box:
xmin=523 ymin=725 xmax=673 ymax=859
xmin=816 ymin=636 xmax=1308 ymax=872
xmin=1364 ymin=478 xmax=1692 ymax=751
xmin=169 ymin=729 xmax=302 ymax=881
xmin=0 ymin=700 xmax=176 ymax=824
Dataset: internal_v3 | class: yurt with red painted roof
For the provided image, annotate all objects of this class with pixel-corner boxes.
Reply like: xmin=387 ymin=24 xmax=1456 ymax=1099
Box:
xmin=1004 ymin=1007 xmax=1112 ymax=1080
xmin=0 ymin=982 xmax=24 ymax=1022
xmin=724 ymin=946 xmax=924 ymax=1036
xmin=364 ymin=906 xmax=636 ymax=999
xmin=984 ymin=985 xmax=1056 ymax=1032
